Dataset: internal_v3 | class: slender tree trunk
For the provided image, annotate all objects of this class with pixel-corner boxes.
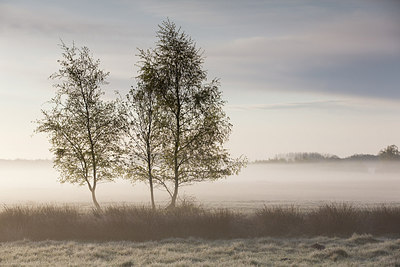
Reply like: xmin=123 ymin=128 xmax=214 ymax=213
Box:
xmin=169 ymin=106 xmax=180 ymax=208
xmin=82 ymin=84 xmax=101 ymax=212
xmin=146 ymin=104 xmax=156 ymax=210
xmin=167 ymin=71 xmax=181 ymax=209
xmin=85 ymin=177 xmax=101 ymax=212
xmin=91 ymin=188 xmax=102 ymax=212
xmin=91 ymin=166 xmax=101 ymax=212
xmin=169 ymin=180 xmax=179 ymax=208
xmin=146 ymin=129 xmax=156 ymax=209
xmin=168 ymin=131 xmax=180 ymax=209
xmin=148 ymin=169 xmax=156 ymax=210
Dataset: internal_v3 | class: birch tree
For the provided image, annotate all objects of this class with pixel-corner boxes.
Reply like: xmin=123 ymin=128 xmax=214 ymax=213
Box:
xmin=149 ymin=20 xmax=245 ymax=208
xmin=120 ymin=49 xmax=164 ymax=209
xmin=36 ymin=42 xmax=123 ymax=211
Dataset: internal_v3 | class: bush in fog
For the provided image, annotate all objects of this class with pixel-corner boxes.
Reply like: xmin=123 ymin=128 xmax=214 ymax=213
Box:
xmin=379 ymin=145 xmax=400 ymax=160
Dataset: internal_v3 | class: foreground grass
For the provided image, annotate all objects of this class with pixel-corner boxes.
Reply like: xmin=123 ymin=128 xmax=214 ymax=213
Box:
xmin=0 ymin=203 xmax=400 ymax=241
xmin=0 ymin=234 xmax=399 ymax=266
xmin=1 ymin=204 xmax=399 ymax=266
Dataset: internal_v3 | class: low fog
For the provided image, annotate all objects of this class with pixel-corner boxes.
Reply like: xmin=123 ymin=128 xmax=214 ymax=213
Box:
xmin=0 ymin=160 xmax=399 ymax=209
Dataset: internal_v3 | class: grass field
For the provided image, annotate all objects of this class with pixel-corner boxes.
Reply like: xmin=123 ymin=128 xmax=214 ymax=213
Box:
xmin=1 ymin=234 xmax=399 ymax=266
xmin=1 ymin=203 xmax=399 ymax=265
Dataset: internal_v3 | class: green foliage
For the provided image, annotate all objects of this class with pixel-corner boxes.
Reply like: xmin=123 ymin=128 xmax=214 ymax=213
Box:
xmin=133 ymin=20 xmax=246 ymax=207
xmin=37 ymin=21 xmax=246 ymax=209
xmin=119 ymin=49 xmax=164 ymax=209
xmin=35 ymin=42 xmax=123 ymax=210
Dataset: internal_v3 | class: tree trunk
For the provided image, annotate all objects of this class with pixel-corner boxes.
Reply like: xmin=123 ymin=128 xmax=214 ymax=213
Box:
xmin=168 ymin=180 xmax=179 ymax=209
xmin=91 ymin=189 xmax=102 ymax=212
xmin=168 ymin=139 xmax=179 ymax=209
xmin=167 ymin=71 xmax=181 ymax=210
xmin=149 ymin=171 xmax=156 ymax=210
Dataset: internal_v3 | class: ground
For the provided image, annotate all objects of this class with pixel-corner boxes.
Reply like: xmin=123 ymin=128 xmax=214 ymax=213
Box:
xmin=0 ymin=234 xmax=399 ymax=266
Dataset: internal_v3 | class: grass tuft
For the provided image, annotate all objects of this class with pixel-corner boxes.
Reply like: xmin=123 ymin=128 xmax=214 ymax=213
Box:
xmin=306 ymin=203 xmax=361 ymax=236
xmin=255 ymin=205 xmax=304 ymax=236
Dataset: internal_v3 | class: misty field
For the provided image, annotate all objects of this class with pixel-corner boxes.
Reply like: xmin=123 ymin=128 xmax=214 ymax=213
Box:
xmin=1 ymin=161 xmax=400 ymax=207
xmin=1 ymin=162 xmax=400 ymax=265
xmin=1 ymin=235 xmax=400 ymax=266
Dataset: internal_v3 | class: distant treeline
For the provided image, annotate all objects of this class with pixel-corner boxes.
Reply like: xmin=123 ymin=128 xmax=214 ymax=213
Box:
xmin=254 ymin=144 xmax=400 ymax=164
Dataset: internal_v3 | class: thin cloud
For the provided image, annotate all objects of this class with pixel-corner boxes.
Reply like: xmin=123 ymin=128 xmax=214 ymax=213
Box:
xmin=0 ymin=2 xmax=151 ymax=42
xmin=138 ymin=0 xmax=223 ymax=24
xmin=228 ymin=98 xmax=400 ymax=113
xmin=228 ymin=100 xmax=347 ymax=111
xmin=1 ymin=0 xmax=399 ymax=100
xmin=206 ymin=10 xmax=400 ymax=99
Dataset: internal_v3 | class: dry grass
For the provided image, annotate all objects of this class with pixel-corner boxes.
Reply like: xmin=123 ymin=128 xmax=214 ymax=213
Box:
xmin=0 ymin=202 xmax=237 ymax=242
xmin=0 ymin=203 xmax=399 ymax=242
xmin=0 ymin=235 xmax=399 ymax=266
xmin=1 ymin=203 xmax=400 ymax=266
xmin=255 ymin=204 xmax=400 ymax=237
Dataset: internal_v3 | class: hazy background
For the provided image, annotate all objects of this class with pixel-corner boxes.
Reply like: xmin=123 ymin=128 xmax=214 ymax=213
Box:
xmin=1 ymin=0 xmax=400 ymax=161
xmin=1 ymin=160 xmax=399 ymax=209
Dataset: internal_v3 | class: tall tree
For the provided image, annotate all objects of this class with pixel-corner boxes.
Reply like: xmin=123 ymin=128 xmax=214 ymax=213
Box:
xmin=150 ymin=20 xmax=245 ymax=208
xmin=120 ymin=49 xmax=164 ymax=209
xmin=36 ymin=42 xmax=122 ymax=211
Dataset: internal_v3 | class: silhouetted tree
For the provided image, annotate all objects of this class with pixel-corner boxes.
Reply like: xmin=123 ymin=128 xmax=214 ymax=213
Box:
xmin=36 ymin=42 xmax=123 ymax=211
xmin=120 ymin=49 xmax=163 ymax=209
xmin=144 ymin=20 xmax=245 ymax=208
xmin=379 ymin=145 xmax=400 ymax=160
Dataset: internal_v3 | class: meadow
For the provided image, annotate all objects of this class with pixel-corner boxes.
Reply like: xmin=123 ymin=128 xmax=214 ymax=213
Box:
xmin=1 ymin=162 xmax=399 ymax=265
xmin=0 ymin=203 xmax=399 ymax=265
xmin=1 ymin=234 xmax=399 ymax=266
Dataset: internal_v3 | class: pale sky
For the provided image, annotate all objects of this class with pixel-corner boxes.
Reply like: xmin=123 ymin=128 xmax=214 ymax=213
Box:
xmin=1 ymin=0 xmax=399 ymax=160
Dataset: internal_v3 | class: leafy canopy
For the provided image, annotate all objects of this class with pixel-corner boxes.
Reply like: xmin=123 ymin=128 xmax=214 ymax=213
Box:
xmin=36 ymin=42 xmax=123 ymax=189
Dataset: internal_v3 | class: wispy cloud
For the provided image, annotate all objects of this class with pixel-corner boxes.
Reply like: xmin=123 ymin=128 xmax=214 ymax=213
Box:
xmin=1 ymin=0 xmax=399 ymax=101
xmin=204 ymin=4 xmax=400 ymax=99
xmin=228 ymin=100 xmax=347 ymax=111
xmin=0 ymin=4 xmax=100 ymax=35
xmin=138 ymin=0 xmax=224 ymax=24
xmin=228 ymin=98 xmax=400 ymax=114
xmin=0 ymin=2 xmax=152 ymax=43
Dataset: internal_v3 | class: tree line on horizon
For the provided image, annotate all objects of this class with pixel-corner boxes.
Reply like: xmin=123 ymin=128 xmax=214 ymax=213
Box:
xmin=35 ymin=20 xmax=245 ymax=211
xmin=254 ymin=144 xmax=400 ymax=164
